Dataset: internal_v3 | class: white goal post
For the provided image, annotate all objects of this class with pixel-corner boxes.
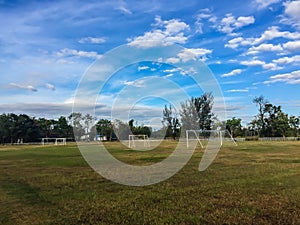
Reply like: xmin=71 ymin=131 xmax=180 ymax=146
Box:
xmin=128 ymin=135 xmax=150 ymax=148
xmin=186 ymin=129 xmax=237 ymax=148
xmin=41 ymin=138 xmax=67 ymax=145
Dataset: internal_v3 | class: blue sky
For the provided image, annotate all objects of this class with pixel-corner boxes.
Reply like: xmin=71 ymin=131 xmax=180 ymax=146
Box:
xmin=0 ymin=0 xmax=299 ymax=126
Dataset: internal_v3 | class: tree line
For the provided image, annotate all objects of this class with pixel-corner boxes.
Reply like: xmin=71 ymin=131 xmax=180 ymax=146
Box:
xmin=0 ymin=94 xmax=299 ymax=144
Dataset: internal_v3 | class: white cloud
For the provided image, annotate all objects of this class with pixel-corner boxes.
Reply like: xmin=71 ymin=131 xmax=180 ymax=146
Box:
xmin=138 ymin=66 xmax=150 ymax=71
xmin=127 ymin=16 xmax=190 ymax=48
xmin=273 ymin=55 xmax=300 ymax=65
xmin=241 ymin=59 xmax=280 ymax=70
xmin=163 ymin=68 xmax=181 ymax=73
xmin=164 ymin=73 xmax=174 ymax=78
xmin=116 ymin=6 xmax=132 ymax=15
xmin=226 ymin=89 xmax=249 ymax=93
xmin=241 ymin=59 xmax=265 ymax=66
xmin=164 ymin=48 xmax=212 ymax=64
xmin=195 ymin=10 xmax=217 ymax=33
xmin=252 ymin=26 xmax=300 ymax=45
xmin=217 ymin=14 xmax=255 ymax=34
xmin=9 ymin=83 xmax=38 ymax=92
xmin=177 ymin=48 xmax=212 ymax=62
xmin=165 ymin=57 xmax=180 ymax=64
xmin=247 ymin=43 xmax=283 ymax=55
xmin=253 ymin=0 xmax=280 ymax=9
xmin=124 ymin=79 xmax=146 ymax=87
xmin=225 ymin=37 xmax=254 ymax=49
xmin=226 ymin=26 xmax=300 ymax=49
xmin=282 ymin=40 xmax=300 ymax=52
xmin=79 ymin=37 xmax=106 ymax=44
xmin=56 ymin=48 xmax=102 ymax=59
xmin=222 ymin=69 xmax=243 ymax=77
xmin=45 ymin=83 xmax=55 ymax=91
xmin=283 ymin=0 xmax=300 ymax=29
xmin=264 ymin=70 xmax=300 ymax=84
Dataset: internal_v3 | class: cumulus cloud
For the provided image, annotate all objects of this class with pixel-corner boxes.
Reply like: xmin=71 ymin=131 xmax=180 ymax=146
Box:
xmin=282 ymin=40 xmax=300 ymax=52
xmin=225 ymin=26 xmax=300 ymax=49
xmin=9 ymin=83 xmax=38 ymax=92
xmin=56 ymin=48 xmax=102 ymax=59
xmin=195 ymin=9 xmax=217 ymax=33
xmin=264 ymin=70 xmax=300 ymax=84
xmin=225 ymin=37 xmax=254 ymax=49
xmin=282 ymin=0 xmax=300 ymax=29
xmin=217 ymin=14 xmax=255 ymax=34
xmin=253 ymin=0 xmax=280 ymax=9
xmin=241 ymin=59 xmax=280 ymax=70
xmin=165 ymin=48 xmax=212 ymax=64
xmin=177 ymin=48 xmax=212 ymax=62
xmin=252 ymin=26 xmax=300 ymax=45
xmin=127 ymin=16 xmax=190 ymax=48
xmin=79 ymin=37 xmax=106 ymax=44
xmin=247 ymin=43 xmax=283 ymax=55
xmin=222 ymin=69 xmax=243 ymax=77
xmin=273 ymin=55 xmax=300 ymax=65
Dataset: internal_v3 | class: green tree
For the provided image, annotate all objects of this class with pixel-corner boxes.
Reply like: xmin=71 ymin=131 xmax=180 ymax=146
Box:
xmin=226 ymin=117 xmax=242 ymax=138
xmin=162 ymin=104 xmax=180 ymax=140
xmin=180 ymin=93 xmax=215 ymax=135
xmin=180 ymin=99 xmax=199 ymax=133
xmin=68 ymin=113 xmax=84 ymax=140
xmin=253 ymin=95 xmax=268 ymax=137
xmin=193 ymin=92 xmax=214 ymax=130
xmin=289 ymin=116 xmax=300 ymax=137
xmin=56 ymin=116 xmax=73 ymax=138
xmin=96 ymin=119 xmax=114 ymax=141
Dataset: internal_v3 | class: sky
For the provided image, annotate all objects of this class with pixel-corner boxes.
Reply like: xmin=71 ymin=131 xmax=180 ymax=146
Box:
xmin=0 ymin=0 xmax=299 ymax=127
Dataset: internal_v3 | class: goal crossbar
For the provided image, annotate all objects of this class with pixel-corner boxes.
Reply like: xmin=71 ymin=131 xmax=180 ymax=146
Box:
xmin=128 ymin=135 xmax=150 ymax=148
xmin=41 ymin=138 xmax=67 ymax=145
xmin=186 ymin=129 xmax=237 ymax=148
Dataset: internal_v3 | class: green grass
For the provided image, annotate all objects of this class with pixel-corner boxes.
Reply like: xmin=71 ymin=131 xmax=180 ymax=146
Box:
xmin=0 ymin=141 xmax=300 ymax=224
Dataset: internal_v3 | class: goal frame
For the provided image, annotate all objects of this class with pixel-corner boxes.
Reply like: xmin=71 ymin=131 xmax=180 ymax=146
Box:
xmin=41 ymin=138 xmax=67 ymax=145
xmin=186 ymin=129 xmax=237 ymax=148
xmin=128 ymin=135 xmax=150 ymax=148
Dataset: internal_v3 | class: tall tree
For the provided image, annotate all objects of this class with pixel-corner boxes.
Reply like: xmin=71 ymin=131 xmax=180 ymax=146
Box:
xmin=68 ymin=113 xmax=84 ymax=140
xmin=253 ymin=95 xmax=268 ymax=137
xmin=180 ymin=92 xmax=215 ymax=133
xmin=180 ymin=99 xmax=199 ymax=132
xmin=193 ymin=92 xmax=214 ymax=130
xmin=162 ymin=104 xmax=180 ymax=140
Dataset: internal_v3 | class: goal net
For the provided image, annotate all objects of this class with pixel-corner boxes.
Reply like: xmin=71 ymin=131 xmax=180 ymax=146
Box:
xmin=186 ymin=129 xmax=237 ymax=148
xmin=128 ymin=135 xmax=150 ymax=148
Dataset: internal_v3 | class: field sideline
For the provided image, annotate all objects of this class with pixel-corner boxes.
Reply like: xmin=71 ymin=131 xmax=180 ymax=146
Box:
xmin=0 ymin=141 xmax=299 ymax=224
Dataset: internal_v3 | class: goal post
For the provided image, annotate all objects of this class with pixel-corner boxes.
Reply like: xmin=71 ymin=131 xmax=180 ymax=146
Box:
xmin=186 ymin=129 xmax=237 ymax=148
xmin=128 ymin=135 xmax=150 ymax=148
xmin=41 ymin=138 xmax=67 ymax=145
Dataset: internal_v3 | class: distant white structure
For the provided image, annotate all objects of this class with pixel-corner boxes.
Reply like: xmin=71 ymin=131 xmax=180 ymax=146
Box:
xmin=41 ymin=138 xmax=66 ymax=145
xmin=186 ymin=129 xmax=237 ymax=148
xmin=128 ymin=135 xmax=150 ymax=148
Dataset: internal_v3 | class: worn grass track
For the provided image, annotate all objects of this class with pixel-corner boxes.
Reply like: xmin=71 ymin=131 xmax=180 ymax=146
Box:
xmin=0 ymin=141 xmax=299 ymax=224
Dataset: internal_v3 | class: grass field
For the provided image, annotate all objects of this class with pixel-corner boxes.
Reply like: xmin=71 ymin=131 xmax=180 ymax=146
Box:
xmin=0 ymin=141 xmax=299 ymax=224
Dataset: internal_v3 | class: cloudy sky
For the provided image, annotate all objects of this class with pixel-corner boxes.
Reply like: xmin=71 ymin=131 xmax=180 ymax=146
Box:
xmin=0 ymin=0 xmax=299 ymax=125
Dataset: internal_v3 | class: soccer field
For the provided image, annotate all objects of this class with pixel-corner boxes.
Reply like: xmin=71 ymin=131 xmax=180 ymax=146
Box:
xmin=0 ymin=141 xmax=299 ymax=224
